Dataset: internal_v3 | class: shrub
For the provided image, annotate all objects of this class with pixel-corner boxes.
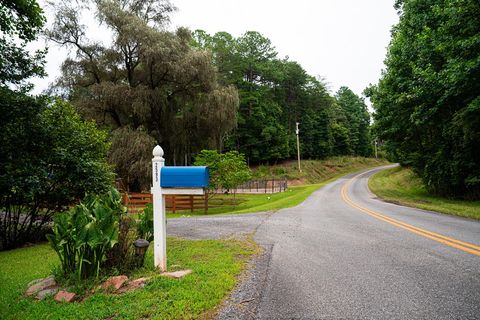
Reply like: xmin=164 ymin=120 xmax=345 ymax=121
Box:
xmin=194 ymin=150 xmax=252 ymax=194
xmin=47 ymin=188 xmax=124 ymax=280
xmin=0 ymin=89 xmax=114 ymax=250
xmin=105 ymin=215 xmax=138 ymax=272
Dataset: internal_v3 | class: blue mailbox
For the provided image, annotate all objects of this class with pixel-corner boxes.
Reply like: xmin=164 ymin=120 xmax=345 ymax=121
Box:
xmin=160 ymin=166 xmax=209 ymax=188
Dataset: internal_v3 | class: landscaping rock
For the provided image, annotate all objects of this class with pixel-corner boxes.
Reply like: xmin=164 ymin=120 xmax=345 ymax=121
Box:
xmin=117 ymin=277 xmax=150 ymax=294
xmin=160 ymin=269 xmax=192 ymax=279
xmin=102 ymin=275 xmax=128 ymax=291
xmin=26 ymin=276 xmax=57 ymax=296
xmin=27 ymin=278 xmax=44 ymax=288
xmin=54 ymin=290 xmax=76 ymax=303
xmin=36 ymin=288 xmax=60 ymax=300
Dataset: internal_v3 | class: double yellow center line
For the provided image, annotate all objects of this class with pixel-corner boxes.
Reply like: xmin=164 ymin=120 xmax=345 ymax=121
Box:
xmin=341 ymin=170 xmax=480 ymax=256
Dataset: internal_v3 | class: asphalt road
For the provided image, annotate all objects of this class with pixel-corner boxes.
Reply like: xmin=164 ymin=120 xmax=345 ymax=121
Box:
xmin=168 ymin=166 xmax=480 ymax=319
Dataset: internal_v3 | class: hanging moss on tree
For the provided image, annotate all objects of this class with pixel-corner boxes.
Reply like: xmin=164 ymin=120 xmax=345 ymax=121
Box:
xmin=47 ymin=0 xmax=239 ymax=190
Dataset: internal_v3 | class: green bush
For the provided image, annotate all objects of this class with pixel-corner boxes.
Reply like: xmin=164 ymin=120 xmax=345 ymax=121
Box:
xmin=105 ymin=215 xmax=138 ymax=272
xmin=0 ymin=89 xmax=114 ymax=250
xmin=194 ymin=150 xmax=252 ymax=193
xmin=47 ymin=188 xmax=124 ymax=280
xmin=366 ymin=1 xmax=480 ymax=199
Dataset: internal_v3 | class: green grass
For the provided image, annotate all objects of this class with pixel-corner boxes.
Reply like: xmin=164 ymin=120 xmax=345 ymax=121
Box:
xmin=0 ymin=238 xmax=257 ymax=320
xmin=167 ymin=157 xmax=389 ymax=218
xmin=252 ymin=156 xmax=388 ymax=183
xmin=369 ymin=166 xmax=480 ymax=220
xmin=167 ymin=184 xmax=321 ymax=218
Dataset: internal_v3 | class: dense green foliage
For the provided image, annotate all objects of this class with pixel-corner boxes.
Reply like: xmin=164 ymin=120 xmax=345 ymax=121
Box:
xmin=0 ymin=88 xmax=114 ymax=250
xmin=47 ymin=189 xmax=123 ymax=280
xmin=192 ymin=31 xmax=373 ymax=163
xmin=45 ymin=0 xmax=374 ymax=190
xmin=335 ymin=87 xmax=372 ymax=156
xmin=0 ymin=1 xmax=116 ymax=250
xmin=47 ymin=0 xmax=238 ymax=190
xmin=0 ymin=0 xmax=46 ymax=86
xmin=366 ymin=0 xmax=480 ymax=199
xmin=194 ymin=150 xmax=252 ymax=193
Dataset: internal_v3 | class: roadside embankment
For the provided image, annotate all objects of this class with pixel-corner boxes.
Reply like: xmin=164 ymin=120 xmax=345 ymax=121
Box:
xmin=369 ymin=166 xmax=480 ymax=220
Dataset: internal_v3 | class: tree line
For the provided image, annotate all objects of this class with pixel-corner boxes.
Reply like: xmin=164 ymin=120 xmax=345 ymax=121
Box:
xmin=1 ymin=0 xmax=375 ymax=249
xmin=366 ymin=0 xmax=480 ymax=199
xmin=191 ymin=31 xmax=373 ymax=164
xmin=1 ymin=0 xmax=374 ymax=219
xmin=44 ymin=1 xmax=373 ymax=190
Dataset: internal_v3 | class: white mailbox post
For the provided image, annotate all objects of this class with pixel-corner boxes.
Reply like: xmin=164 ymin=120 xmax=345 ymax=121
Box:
xmin=151 ymin=145 xmax=208 ymax=272
xmin=151 ymin=145 xmax=166 ymax=271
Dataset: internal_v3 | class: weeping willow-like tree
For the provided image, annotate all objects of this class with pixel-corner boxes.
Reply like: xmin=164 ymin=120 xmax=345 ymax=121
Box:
xmin=47 ymin=0 xmax=239 ymax=190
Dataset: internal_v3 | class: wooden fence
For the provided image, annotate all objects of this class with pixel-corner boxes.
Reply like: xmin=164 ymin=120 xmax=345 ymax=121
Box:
xmin=122 ymin=193 xmax=208 ymax=214
xmin=122 ymin=193 xmax=152 ymax=213
xmin=165 ymin=195 xmax=208 ymax=214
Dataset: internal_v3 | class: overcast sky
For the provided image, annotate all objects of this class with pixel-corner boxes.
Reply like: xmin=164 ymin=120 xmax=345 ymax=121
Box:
xmin=32 ymin=0 xmax=399 ymax=100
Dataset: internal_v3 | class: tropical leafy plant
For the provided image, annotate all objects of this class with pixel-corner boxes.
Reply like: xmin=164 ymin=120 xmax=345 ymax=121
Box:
xmin=47 ymin=188 xmax=124 ymax=280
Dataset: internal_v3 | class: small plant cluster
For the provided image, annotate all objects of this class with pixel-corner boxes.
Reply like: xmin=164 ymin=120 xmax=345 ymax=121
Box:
xmin=47 ymin=188 xmax=153 ymax=281
xmin=137 ymin=204 xmax=154 ymax=242
xmin=194 ymin=150 xmax=252 ymax=194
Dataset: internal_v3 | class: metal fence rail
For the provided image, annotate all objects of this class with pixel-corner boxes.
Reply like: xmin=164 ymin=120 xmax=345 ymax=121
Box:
xmin=218 ymin=178 xmax=288 ymax=194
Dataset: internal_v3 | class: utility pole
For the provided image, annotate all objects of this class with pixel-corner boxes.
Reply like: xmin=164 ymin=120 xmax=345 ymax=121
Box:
xmin=296 ymin=122 xmax=301 ymax=172
xmin=374 ymin=138 xmax=378 ymax=159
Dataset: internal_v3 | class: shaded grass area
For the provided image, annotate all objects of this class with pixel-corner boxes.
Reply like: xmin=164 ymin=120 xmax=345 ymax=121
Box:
xmin=168 ymin=157 xmax=389 ymax=218
xmin=0 ymin=238 xmax=256 ymax=320
xmin=369 ymin=166 xmax=480 ymax=220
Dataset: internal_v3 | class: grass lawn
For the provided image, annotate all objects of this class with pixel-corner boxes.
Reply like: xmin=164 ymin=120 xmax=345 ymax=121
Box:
xmin=167 ymin=157 xmax=389 ymax=218
xmin=369 ymin=166 xmax=480 ymax=220
xmin=167 ymin=184 xmax=321 ymax=218
xmin=0 ymin=238 xmax=257 ymax=320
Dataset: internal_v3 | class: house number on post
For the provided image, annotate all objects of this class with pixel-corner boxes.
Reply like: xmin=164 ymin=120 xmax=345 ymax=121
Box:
xmin=151 ymin=146 xmax=209 ymax=272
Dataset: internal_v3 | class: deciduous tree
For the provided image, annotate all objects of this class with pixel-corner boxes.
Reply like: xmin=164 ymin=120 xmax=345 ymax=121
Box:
xmin=0 ymin=0 xmax=46 ymax=86
xmin=47 ymin=0 xmax=239 ymax=190
xmin=335 ymin=87 xmax=372 ymax=156
xmin=194 ymin=150 xmax=251 ymax=195
xmin=366 ymin=0 xmax=480 ymax=199
xmin=0 ymin=88 xmax=114 ymax=250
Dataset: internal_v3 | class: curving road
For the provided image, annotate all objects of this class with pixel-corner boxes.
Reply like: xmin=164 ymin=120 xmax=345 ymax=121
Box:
xmin=168 ymin=166 xmax=480 ymax=319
